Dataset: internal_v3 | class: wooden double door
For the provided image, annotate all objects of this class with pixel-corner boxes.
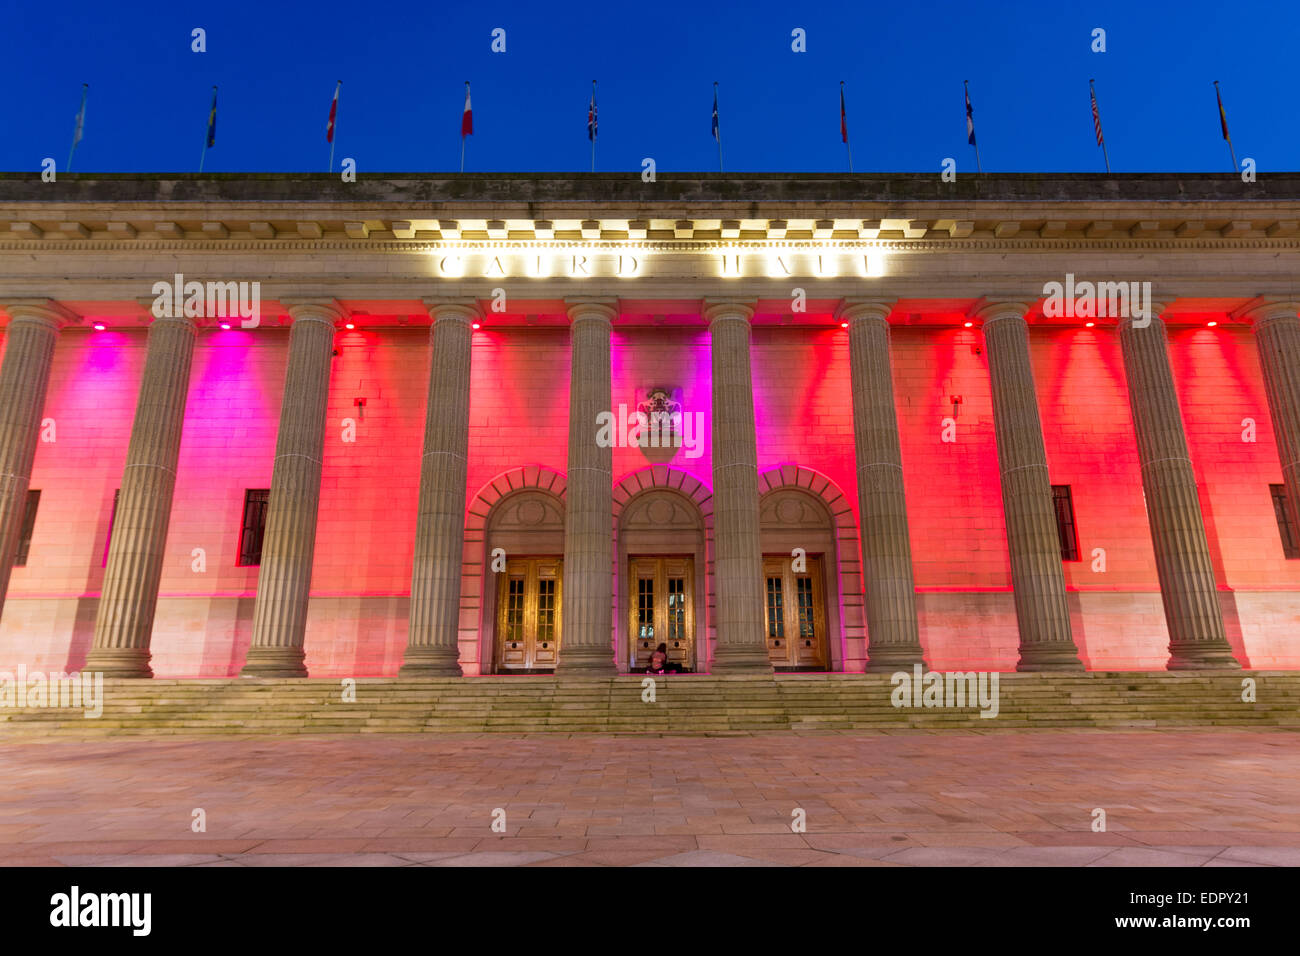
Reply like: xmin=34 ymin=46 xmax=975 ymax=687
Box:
xmin=763 ymin=554 xmax=828 ymax=670
xmin=495 ymin=557 xmax=562 ymax=672
xmin=628 ymin=556 xmax=695 ymax=671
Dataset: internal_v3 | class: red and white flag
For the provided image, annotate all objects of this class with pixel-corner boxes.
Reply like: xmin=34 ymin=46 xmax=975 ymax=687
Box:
xmin=461 ymin=82 xmax=473 ymax=137
xmin=326 ymin=81 xmax=340 ymax=143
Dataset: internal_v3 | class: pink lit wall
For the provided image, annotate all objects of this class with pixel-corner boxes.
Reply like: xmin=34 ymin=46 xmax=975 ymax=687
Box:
xmin=0 ymin=318 xmax=1296 ymax=676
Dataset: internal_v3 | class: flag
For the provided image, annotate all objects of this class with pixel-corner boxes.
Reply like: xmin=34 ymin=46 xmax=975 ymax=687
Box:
xmin=72 ymin=86 xmax=86 ymax=148
xmin=711 ymin=87 xmax=719 ymax=142
xmin=840 ymin=85 xmax=848 ymax=144
xmin=965 ymin=84 xmax=976 ymax=146
xmin=588 ymin=86 xmax=597 ymax=141
xmin=1216 ymin=83 xmax=1230 ymax=141
xmin=1090 ymin=84 xmax=1104 ymax=145
xmin=205 ymin=87 xmax=217 ymax=148
xmin=326 ymin=81 xmax=340 ymax=143
xmin=461 ymin=83 xmax=473 ymax=137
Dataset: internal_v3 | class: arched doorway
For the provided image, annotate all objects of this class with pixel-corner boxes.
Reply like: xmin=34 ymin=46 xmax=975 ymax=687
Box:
xmin=615 ymin=469 xmax=711 ymax=672
xmin=759 ymin=471 xmax=853 ymax=671
xmin=482 ymin=487 xmax=566 ymax=673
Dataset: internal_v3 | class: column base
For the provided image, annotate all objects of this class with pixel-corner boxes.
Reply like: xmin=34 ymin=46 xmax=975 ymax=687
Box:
xmin=240 ymin=645 xmax=308 ymax=678
xmin=1015 ymin=643 xmax=1085 ymax=672
xmin=82 ymin=647 xmax=153 ymax=679
xmin=711 ymin=643 xmax=774 ymax=675
xmin=1167 ymin=642 xmax=1241 ymax=670
xmin=865 ymin=646 xmax=927 ymax=673
xmin=398 ymin=646 xmax=463 ymax=678
xmin=554 ymin=646 xmax=617 ymax=677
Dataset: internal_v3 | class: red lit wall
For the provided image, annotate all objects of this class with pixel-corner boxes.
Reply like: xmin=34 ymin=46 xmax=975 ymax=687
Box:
xmin=0 ymin=320 xmax=1295 ymax=676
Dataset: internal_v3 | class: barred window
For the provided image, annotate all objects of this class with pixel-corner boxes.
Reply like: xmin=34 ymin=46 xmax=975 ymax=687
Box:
xmin=1051 ymin=485 xmax=1080 ymax=562
xmin=15 ymin=490 xmax=40 ymax=566
xmin=1270 ymin=485 xmax=1300 ymax=559
xmin=238 ymin=489 xmax=271 ymax=566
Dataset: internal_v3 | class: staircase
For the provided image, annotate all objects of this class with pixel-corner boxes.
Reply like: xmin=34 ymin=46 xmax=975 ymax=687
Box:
xmin=1 ymin=671 xmax=1297 ymax=736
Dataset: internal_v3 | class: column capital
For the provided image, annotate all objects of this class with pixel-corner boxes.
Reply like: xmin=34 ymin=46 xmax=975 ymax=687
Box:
xmin=281 ymin=299 xmax=347 ymax=326
xmin=835 ymin=297 xmax=895 ymax=325
xmin=1234 ymin=297 xmax=1300 ymax=327
xmin=421 ymin=298 xmax=482 ymax=325
xmin=564 ymin=296 xmax=618 ymax=324
xmin=970 ymin=297 xmax=1033 ymax=325
xmin=702 ymin=299 xmax=755 ymax=324
xmin=0 ymin=298 xmax=79 ymax=329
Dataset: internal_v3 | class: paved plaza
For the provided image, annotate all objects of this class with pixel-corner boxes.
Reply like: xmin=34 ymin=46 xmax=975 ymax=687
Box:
xmin=1 ymin=729 xmax=1298 ymax=867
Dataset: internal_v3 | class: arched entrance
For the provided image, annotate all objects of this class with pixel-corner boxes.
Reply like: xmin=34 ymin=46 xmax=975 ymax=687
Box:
xmin=614 ymin=468 xmax=711 ymax=672
xmin=474 ymin=471 xmax=567 ymax=674
xmin=758 ymin=468 xmax=857 ymax=671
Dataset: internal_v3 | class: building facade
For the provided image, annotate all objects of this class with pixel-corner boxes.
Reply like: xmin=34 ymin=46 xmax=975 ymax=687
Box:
xmin=1 ymin=173 xmax=1298 ymax=678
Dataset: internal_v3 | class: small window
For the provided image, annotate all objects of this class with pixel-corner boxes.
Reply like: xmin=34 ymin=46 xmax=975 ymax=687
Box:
xmin=102 ymin=488 xmax=120 ymax=567
xmin=15 ymin=489 xmax=40 ymax=566
xmin=238 ymin=489 xmax=271 ymax=566
xmin=1270 ymin=484 xmax=1300 ymax=559
xmin=1051 ymin=485 xmax=1080 ymax=562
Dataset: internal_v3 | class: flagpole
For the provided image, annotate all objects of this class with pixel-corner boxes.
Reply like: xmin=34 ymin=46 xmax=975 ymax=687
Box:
xmin=1214 ymin=81 xmax=1238 ymax=172
xmin=1091 ymin=79 xmax=1110 ymax=174
xmin=328 ymin=80 xmax=341 ymax=172
xmin=841 ymin=81 xmax=853 ymax=173
xmin=591 ymin=80 xmax=597 ymax=173
xmin=714 ymin=82 xmax=723 ymax=173
xmin=67 ymin=84 xmax=87 ymax=172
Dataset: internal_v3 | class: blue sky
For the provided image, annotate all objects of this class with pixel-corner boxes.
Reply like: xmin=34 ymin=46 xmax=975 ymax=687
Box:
xmin=4 ymin=0 xmax=1294 ymax=174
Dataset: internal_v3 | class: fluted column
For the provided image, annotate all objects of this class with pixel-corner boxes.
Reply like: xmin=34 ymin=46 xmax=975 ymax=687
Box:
xmin=0 ymin=300 xmax=74 ymax=623
xmin=401 ymin=299 xmax=479 ymax=677
xmin=1119 ymin=304 xmax=1236 ymax=668
xmin=555 ymin=297 xmax=617 ymax=676
xmin=705 ymin=300 xmax=771 ymax=674
xmin=86 ymin=310 xmax=198 ymax=677
xmin=837 ymin=299 xmax=925 ymax=671
xmin=978 ymin=300 xmax=1083 ymax=670
xmin=241 ymin=301 xmax=341 ymax=677
xmin=1244 ymin=300 xmax=1300 ymax=540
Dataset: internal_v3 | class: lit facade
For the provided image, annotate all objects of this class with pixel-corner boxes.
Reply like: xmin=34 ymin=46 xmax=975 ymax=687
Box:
xmin=1 ymin=173 xmax=1298 ymax=678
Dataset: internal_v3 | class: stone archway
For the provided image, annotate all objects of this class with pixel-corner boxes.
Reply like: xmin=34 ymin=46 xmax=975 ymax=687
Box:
xmin=758 ymin=466 xmax=861 ymax=671
xmin=613 ymin=466 xmax=713 ymax=672
xmin=464 ymin=467 xmax=567 ymax=674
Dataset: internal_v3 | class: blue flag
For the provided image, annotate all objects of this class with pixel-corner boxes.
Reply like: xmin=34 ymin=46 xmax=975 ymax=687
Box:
xmin=206 ymin=87 xmax=218 ymax=148
xmin=711 ymin=88 xmax=719 ymax=142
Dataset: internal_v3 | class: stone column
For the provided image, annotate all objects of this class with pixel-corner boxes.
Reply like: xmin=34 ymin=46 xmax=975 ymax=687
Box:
xmin=978 ymin=300 xmax=1083 ymax=671
xmin=554 ymin=297 xmax=617 ymax=676
xmin=1118 ymin=304 xmax=1236 ymax=668
xmin=705 ymin=300 xmax=771 ymax=674
xmin=241 ymin=301 xmax=341 ymax=677
xmin=86 ymin=310 xmax=199 ymax=677
xmin=837 ymin=298 xmax=925 ymax=671
xmin=401 ymin=300 xmax=479 ymax=677
xmin=1244 ymin=300 xmax=1300 ymax=537
xmin=0 ymin=300 xmax=74 ymax=622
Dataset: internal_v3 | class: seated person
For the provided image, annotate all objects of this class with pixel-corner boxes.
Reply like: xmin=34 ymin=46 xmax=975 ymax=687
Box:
xmin=647 ymin=643 xmax=668 ymax=674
